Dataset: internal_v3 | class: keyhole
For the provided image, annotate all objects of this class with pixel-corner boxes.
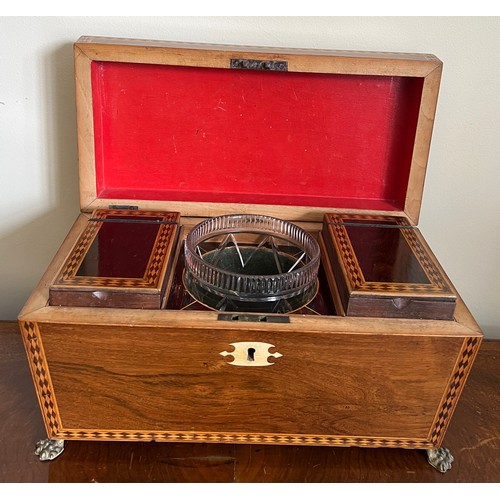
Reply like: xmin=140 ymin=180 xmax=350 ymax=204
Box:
xmin=247 ymin=347 xmax=256 ymax=362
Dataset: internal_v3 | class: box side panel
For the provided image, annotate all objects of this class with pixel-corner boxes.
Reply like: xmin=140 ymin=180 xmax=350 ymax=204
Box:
xmin=347 ymin=295 xmax=456 ymax=320
xmin=29 ymin=321 xmax=478 ymax=448
xmin=48 ymin=290 xmax=161 ymax=309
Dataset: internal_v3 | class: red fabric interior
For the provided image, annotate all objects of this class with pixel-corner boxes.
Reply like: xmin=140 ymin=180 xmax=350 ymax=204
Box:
xmin=91 ymin=61 xmax=424 ymax=211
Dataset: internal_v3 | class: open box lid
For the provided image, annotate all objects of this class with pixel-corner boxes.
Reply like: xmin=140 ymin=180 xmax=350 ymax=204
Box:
xmin=74 ymin=36 xmax=442 ymax=225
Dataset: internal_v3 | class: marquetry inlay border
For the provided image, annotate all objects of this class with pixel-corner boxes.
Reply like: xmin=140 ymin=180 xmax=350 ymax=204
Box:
xmin=18 ymin=319 xmax=435 ymax=450
xmin=325 ymin=213 xmax=453 ymax=295
xmin=19 ymin=321 xmax=63 ymax=437
xmin=52 ymin=209 xmax=180 ymax=289
xmin=54 ymin=429 xmax=432 ymax=449
xmin=20 ymin=319 xmax=479 ymax=450
xmin=428 ymin=336 xmax=481 ymax=446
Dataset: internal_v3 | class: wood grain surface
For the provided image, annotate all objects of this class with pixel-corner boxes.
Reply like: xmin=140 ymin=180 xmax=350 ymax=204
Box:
xmin=29 ymin=321 xmax=468 ymax=446
xmin=1 ymin=321 xmax=498 ymax=483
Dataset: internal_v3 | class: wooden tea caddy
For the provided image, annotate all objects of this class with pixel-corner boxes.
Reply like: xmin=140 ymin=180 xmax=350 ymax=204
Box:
xmin=18 ymin=36 xmax=483 ymax=471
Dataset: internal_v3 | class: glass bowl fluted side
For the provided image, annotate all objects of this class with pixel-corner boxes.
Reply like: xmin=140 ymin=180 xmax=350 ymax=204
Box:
xmin=184 ymin=214 xmax=320 ymax=307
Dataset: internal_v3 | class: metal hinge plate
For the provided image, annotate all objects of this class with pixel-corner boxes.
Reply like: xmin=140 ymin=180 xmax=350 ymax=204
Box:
xmin=230 ymin=58 xmax=288 ymax=71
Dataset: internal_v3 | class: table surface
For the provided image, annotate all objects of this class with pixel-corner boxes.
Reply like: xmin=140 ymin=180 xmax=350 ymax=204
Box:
xmin=1 ymin=320 xmax=498 ymax=483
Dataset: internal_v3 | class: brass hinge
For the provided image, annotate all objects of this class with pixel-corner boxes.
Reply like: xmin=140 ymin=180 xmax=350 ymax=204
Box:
xmin=108 ymin=205 xmax=139 ymax=210
xmin=230 ymin=58 xmax=288 ymax=71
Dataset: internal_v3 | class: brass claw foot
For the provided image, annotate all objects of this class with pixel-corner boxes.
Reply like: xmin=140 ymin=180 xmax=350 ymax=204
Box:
xmin=426 ymin=447 xmax=454 ymax=473
xmin=34 ymin=439 xmax=65 ymax=461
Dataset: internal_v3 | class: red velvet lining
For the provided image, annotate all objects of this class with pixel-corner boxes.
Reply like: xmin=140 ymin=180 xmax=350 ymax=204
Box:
xmin=91 ymin=61 xmax=423 ymax=210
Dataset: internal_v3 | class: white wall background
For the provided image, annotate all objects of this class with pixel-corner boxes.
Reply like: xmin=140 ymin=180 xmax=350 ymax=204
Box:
xmin=1 ymin=16 xmax=499 ymax=338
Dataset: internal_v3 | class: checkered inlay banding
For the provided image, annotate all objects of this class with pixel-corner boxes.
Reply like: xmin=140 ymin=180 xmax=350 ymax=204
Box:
xmin=331 ymin=222 xmax=364 ymax=288
xmin=429 ymin=336 xmax=481 ymax=446
xmin=60 ymin=220 xmax=102 ymax=280
xmin=54 ymin=210 xmax=179 ymax=289
xmin=21 ymin=318 xmax=453 ymax=449
xmin=400 ymin=227 xmax=449 ymax=290
xmin=20 ymin=321 xmax=62 ymax=437
xmin=326 ymin=213 xmax=453 ymax=295
xmin=56 ymin=429 xmax=431 ymax=449
xmin=143 ymin=223 xmax=176 ymax=285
